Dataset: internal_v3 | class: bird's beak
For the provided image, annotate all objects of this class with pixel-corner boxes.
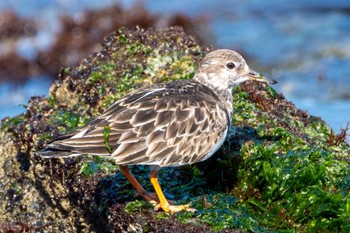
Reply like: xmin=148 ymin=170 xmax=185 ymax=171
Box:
xmin=246 ymin=69 xmax=277 ymax=84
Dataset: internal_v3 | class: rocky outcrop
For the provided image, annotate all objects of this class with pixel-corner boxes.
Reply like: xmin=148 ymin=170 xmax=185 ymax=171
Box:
xmin=1 ymin=27 xmax=349 ymax=232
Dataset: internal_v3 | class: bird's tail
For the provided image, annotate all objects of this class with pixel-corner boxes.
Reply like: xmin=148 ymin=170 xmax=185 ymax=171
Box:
xmin=35 ymin=143 xmax=82 ymax=158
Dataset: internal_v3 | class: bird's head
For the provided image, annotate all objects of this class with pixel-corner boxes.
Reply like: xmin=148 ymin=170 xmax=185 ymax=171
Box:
xmin=194 ymin=49 xmax=277 ymax=93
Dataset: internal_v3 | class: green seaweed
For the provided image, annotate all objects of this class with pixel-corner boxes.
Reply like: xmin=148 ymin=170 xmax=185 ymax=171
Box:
xmin=103 ymin=126 xmax=113 ymax=154
xmin=51 ymin=110 xmax=90 ymax=133
xmin=125 ymin=200 xmax=153 ymax=213
xmin=0 ymin=115 xmax=24 ymax=130
xmin=154 ymin=212 xmax=171 ymax=220
xmin=79 ymin=156 xmax=119 ymax=176
xmin=88 ymin=63 xmax=117 ymax=84
xmin=79 ymin=159 xmax=100 ymax=176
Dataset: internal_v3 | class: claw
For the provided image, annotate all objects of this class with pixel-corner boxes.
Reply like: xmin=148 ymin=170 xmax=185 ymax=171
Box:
xmin=154 ymin=202 xmax=196 ymax=214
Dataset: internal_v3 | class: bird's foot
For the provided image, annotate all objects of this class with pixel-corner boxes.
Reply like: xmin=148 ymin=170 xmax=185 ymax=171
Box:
xmin=154 ymin=202 xmax=196 ymax=214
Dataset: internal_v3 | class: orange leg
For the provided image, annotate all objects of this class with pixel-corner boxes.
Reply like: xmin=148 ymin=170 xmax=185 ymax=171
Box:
xmin=119 ymin=165 xmax=158 ymax=203
xmin=150 ymin=166 xmax=196 ymax=214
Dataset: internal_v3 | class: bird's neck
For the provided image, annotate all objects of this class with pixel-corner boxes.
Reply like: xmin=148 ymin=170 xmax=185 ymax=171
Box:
xmin=214 ymin=89 xmax=234 ymax=125
xmin=194 ymin=72 xmax=230 ymax=94
xmin=193 ymin=74 xmax=234 ymax=120
xmin=222 ymin=90 xmax=233 ymax=122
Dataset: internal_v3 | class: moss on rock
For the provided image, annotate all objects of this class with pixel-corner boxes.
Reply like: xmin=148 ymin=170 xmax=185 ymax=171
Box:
xmin=0 ymin=26 xmax=349 ymax=232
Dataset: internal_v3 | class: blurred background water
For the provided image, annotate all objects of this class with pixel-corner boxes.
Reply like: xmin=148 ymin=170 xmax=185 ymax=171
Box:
xmin=1 ymin=0 xmax=350 ymax=135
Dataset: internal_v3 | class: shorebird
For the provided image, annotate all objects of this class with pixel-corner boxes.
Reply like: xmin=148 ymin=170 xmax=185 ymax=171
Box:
xmin=36 ymin=49 xmax=277 ymax=213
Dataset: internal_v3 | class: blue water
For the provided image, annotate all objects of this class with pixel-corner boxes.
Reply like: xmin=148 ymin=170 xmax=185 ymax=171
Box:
xmin=1 ymin=0 xmax=350 ymax=137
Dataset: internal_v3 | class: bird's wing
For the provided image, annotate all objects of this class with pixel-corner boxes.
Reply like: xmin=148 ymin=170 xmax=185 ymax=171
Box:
xmin=40 ymin=80 xmax=229 ymax=166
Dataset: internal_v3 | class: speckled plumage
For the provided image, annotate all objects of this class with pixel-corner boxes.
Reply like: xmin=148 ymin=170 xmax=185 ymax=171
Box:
xmin=36 ymin=49 xmax=276 ymax=213
xmin=39 ymin=80 xmax=229 ymax=167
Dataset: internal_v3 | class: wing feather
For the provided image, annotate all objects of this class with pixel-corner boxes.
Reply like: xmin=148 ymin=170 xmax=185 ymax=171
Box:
xmin=38 ymin=80 xmax=229 ymax=166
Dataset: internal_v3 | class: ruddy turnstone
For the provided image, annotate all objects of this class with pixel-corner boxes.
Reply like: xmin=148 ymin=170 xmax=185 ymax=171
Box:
xmin=36 ymin=49 xmax=277 ymax=213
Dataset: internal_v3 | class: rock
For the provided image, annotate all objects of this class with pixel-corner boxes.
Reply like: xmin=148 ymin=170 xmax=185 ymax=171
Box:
xmin=1 ymin=26 xmax=349 ymax=232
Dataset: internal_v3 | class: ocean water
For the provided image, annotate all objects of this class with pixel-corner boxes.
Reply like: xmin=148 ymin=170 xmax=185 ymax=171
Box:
xmin=1 ymin=0 xmax=350 ymax=136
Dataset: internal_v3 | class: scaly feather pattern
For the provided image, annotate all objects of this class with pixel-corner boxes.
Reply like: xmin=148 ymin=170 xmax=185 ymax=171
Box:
xmin=38 ymin=80 xmax=230 ymax=167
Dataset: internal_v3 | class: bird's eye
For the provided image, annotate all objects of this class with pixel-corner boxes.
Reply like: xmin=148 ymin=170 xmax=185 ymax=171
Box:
xmin=226 ymin=62 xmax=236 ymax=69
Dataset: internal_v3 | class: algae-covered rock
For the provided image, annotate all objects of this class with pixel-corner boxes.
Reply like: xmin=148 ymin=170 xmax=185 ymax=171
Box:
xmin=1 ymin=26 xmax=349 ymax=232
